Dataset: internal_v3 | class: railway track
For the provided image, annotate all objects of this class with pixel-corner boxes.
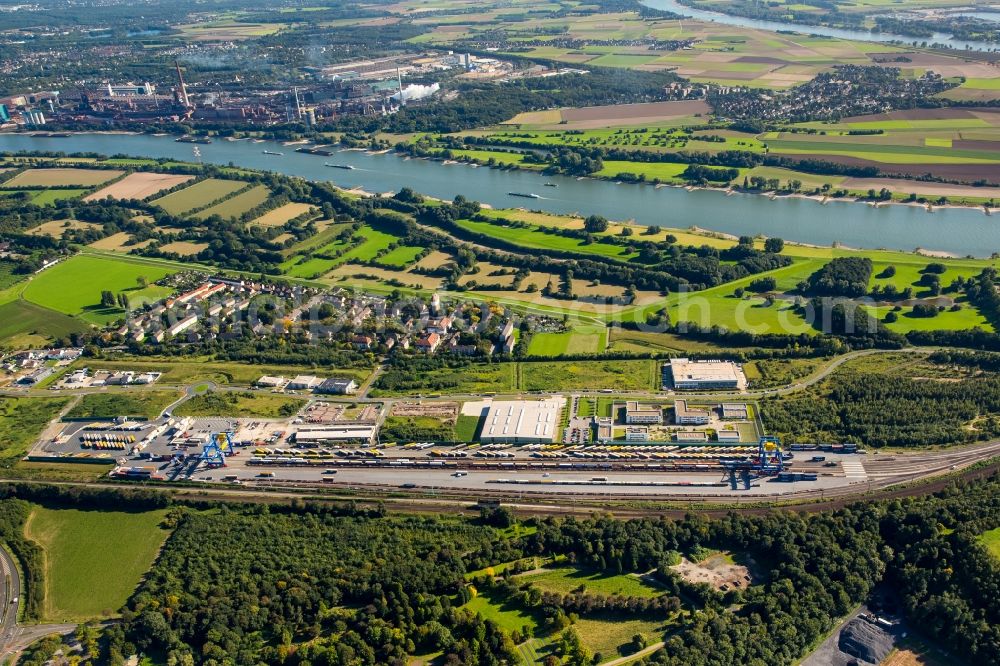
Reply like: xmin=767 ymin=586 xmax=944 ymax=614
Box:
xmin=6 ymin=452 xmax=996 ymax=519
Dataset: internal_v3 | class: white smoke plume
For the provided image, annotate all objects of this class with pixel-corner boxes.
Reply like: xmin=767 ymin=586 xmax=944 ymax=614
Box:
xmin=391 ymin=83 xmax=440 ymax=102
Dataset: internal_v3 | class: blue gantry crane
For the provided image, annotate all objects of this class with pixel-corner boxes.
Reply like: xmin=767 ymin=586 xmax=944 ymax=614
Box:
xmin=200 ymin=431 xmax=235 ymax=468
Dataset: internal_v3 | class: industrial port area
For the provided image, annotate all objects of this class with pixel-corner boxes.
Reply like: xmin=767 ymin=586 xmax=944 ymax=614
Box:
xmin=19 ymin=355 xmax=999 ymax=503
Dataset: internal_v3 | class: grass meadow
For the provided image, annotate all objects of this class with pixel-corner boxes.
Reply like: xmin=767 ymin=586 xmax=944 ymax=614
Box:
xmin=520 ymin=566 xmax=664 ymax=598
xmin=0 ymin=396 xmax=70 ymax=463
xmin=978 ymin=526 xmax=1000 ymax=560
xmin=65 ymin=391 xmax=183 ymax=420
xmin=0 ymin=300 xmax=88 ymax=347
xmin=24 ymin=505 xmax=171 ymax=622
xmin=174 ymin=391 xmax=305 ymax=418
xmin=21 ymin=255 xmax=174 ymax=324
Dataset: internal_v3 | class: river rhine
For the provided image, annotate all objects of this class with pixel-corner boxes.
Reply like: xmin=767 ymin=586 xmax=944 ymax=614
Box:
xmin=1 ymin=132 xmax=997 ymax=257
xmin=640 ymin=0 xmax=999 ymax=51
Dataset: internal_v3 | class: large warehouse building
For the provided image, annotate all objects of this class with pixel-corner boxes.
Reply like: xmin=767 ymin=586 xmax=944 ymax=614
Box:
xmin=665 ymin=359 xmax=747 ymax=390
xmin=479 ymin=399 xmax=563 ymax=444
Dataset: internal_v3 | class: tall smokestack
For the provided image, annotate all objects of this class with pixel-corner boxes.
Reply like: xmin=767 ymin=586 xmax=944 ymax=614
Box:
xmin=293 ymin=87 xmax=303 ymax=119
xmin=397 ymin=67 xmax=405 ymax=107
xmin=174 ymin=60 xmax=191 ymax=108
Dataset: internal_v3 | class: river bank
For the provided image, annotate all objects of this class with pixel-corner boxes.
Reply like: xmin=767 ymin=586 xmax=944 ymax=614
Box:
xmin=640 ymin=0 xmax=1000 ymax=50
xmin=3 ymin=131 xmax=999 ymax=257
xmin=407 ymin=147 xmax=999 ymax=214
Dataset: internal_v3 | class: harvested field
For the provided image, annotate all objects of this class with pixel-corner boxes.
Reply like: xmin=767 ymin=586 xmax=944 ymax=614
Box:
xmin=3 ymin=168 xmax=122 ymax=187
xmin=459 ymin=261 xmax=517 ymax=288
xmin=558 ymin=100 xmax=711 ymax=129
xmin=841 ymin=177 xmax=1000 ymax=199
xmin=87 ymin=232 xmax=154 ymax=252
xmin=873 ymin=50 xmax=1000 ymax=78
xmin=953 ymin=139 xmax=1000 ymax=152
xmin=412 ymin=250 xmax=453 ymax=270
xmin=391 ymin=401 xmax=459 ymax=420
xmin=27 ymin=220 xmax=97 ymax=238
xmin=670 ymin=553 xmax=750 ymax=591
xmin=179 ymin=20 xmax=283 ymax=41
xmin=502 ymin=109 xmax=563 ymax=125
xmin=841 ymin=108 xmax=979 ymax=124
xmin=160 ymin=241 xmax=208 ymax=256
xmin=250 ymin=202 xmax=316 ymax=227
xmin=83 ymin=172 xmax=194 ymax=201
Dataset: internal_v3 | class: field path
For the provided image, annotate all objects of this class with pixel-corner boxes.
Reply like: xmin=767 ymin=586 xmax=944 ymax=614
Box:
xmin=599 ymin=641 xmax=665 ymax=666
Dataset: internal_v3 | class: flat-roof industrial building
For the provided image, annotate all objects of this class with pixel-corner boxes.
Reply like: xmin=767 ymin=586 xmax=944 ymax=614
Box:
xmin=674 ymin=399 xmax=709 ymax=425
xmin=664 ymin=359 xmax=747 ymax=390
xmin=721 ymin=403 xmax=749 ymax=420
xmin=480 ymin=399 xmax=562 ymax=444
xmin=624 ymin=401 xmax=663 ymax=425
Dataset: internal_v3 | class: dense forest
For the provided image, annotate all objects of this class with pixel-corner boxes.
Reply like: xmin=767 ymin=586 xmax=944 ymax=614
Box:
xmin=762 ymin=355 xmax=1000 ymax=447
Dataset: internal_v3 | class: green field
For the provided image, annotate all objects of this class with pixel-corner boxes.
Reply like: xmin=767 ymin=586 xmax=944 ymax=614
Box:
xmin=21 ymin=255 xmax=174 ymax=325
xmin=574 ymin=615 xmax=670 ymax=661
xmin=3 ymin=168 xmax=120 ymax=187
xmin=0 ymin=260 xmax=24 ymax=290
xmin=606 ymin=329 xmax=723 ymax=354
xmin=526 ymin=328 xmax=607 ymax=356
xmin=151 ymin=178 xmax=247 ymax=215
xmin=282 ymin=222 xmax=353 ymax=256
xmin=463 ymin=589 xmax=540 ymax=633
xmin=282 ymin=255 xmax=341 ymax=278
xmin=192 ymin=184 xmax=271 ymax=220
xmin=372 ymin=362 xmax=518 ymax=397
xmin=174 ymin=391 xmax=305 ymax=418
xmin=588 ymin=53 xmax=660 ymax=67
xmin=456 ymin=218 xmax=635 ymax=260
xmin=463 ymin=587 xmax=670 ymax=663
xmin=378 ymin=245 xmax=425 ymax=267
xmin=280 ymin=226 xmax=402 ymax=277
xmin=959 ymin=78 xmax=1000 ymax=91
xmin=0 ymin=300 xmax=88 ymax=347
xmin=520 ymin=360 xmax=658 ymax=391
xmin=24 ymin=505 xmax=170 ymax=621
xmin=451 ymin=149 xmax=544 ymax=169
xmin=596 ymin=161 xmax=690 ymax=182
xmin=979 ymin=527 xmax=1000 ymax=560
xmin=334 ymin=227 xmax=400 ymax=264
xmin=64 ymin=391 xmax=183 ymax=420
xmin=0 ymin=396 xmax=70 ymax=464
xmin=521 ymin=566 xmax=664 ymax=598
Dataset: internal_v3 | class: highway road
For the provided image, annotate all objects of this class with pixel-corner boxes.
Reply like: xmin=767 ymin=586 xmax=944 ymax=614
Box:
xmin=0 ymin=545 xmax=21 ymax=656
xmin=0 ymin=546 xmax=76 ymax=660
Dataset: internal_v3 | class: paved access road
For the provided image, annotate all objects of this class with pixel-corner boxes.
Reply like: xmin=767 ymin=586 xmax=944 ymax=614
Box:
xmin=0 ymin=545 xmax=21 ymax=655
xmin=0 ymin=546 xmax=76 ymax=660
